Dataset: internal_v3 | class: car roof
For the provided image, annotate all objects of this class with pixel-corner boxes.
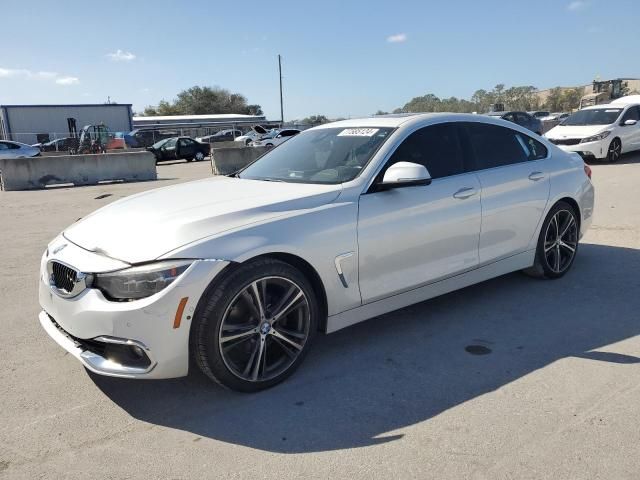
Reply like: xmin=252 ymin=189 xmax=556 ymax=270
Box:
xmin=581 ymin=103 xmax=629 ymax=110
xmin=310 ymin=112 xmax=542 ymax=133
xmin=313 ymin=112 xmax=473 ymax=129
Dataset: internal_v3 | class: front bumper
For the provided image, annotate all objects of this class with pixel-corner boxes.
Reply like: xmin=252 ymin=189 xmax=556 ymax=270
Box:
xmin=39 ymin=239 xmax=229 ymax=379
xmin=553 ymin=139 xmax=608 ymax=160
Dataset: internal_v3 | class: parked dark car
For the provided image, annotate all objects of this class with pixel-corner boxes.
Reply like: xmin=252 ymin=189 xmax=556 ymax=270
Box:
xmin=196 ymin=129 xmax=244 ymax=144
xmin=146 ymin=137 xmax=210 ymax=162
xmin=33 ymin=137 xmax=74 ymax=152
xmin=486 ymin=111 xmax=543 ymax=135
xmin=529 ymin=110 xmax=551 ymax=119
xmin=126 ymin=129 xmax=178 ymax=148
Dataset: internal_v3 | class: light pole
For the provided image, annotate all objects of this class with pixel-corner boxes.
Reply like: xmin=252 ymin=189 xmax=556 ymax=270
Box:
xmin=278 ymin=54 xmax=284 ymax=124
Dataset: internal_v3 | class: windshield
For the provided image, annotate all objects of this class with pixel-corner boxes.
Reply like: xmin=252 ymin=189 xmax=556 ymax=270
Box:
xmin=563 ymin=108 xmax=622 ymax=126
xmin=239 ymin=127 xmax=394 ymax=184
xmin=151 ymin=138 xmax=170 ymax=149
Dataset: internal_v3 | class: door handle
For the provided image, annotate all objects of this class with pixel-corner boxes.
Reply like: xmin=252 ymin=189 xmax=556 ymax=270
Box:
xmin=453 ymin=187 xmax=477 ymax=199
xmin=528 ymin=171 xmax=545 ymax=181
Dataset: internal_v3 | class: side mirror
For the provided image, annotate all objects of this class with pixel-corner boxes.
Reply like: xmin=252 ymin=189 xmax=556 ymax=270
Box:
xmin=380 ymin=162 xmax=432 ymax=189
xmin=623 ymin=119 xmax=637 ymax=126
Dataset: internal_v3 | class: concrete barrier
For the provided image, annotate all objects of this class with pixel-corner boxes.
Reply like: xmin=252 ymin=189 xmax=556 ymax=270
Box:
xmin=211 ymin=146 xmax=270 ymax=175
xmin=0 ymin=151 xmax=157 ymax=191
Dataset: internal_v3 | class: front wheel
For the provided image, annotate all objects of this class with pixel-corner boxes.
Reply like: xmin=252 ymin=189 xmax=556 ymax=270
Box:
xmin=191 ymin=258 xmax=319 ymax=392
xmin=194 ymin=151 xmax=205 ymax=161
xmin=606 ymin=137 xmax=621 ymax=163
xmin=524 ymin=201 xmax=579 ymax=279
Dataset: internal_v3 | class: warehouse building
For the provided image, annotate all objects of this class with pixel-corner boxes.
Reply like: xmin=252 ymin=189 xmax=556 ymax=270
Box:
xmin=0 ymin=104 xmax=133 ymax=145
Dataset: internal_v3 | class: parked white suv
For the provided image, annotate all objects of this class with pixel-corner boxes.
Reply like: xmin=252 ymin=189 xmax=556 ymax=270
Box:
xmin=545 ymin=103 xmax=640 ymax=162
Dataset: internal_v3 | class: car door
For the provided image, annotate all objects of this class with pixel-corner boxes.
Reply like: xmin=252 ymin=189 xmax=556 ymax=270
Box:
xmin=161 ymin=138 xmax=177 ymax=159
xmin=464 ymin=122 xmax=550 ymax=264
xmin=177 ymin=138 xmax=195 ymax=159
xmin=618 ymin=106 xmax=640 ymax=152
xmin=357 ymin=122 xmax=482 ymax=303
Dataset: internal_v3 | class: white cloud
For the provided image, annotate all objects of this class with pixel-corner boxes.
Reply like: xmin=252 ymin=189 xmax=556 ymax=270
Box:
xmin=567 ymin=1 xmax=587 ymax=11
xmin=56 ymin=76 xmax=80 ymax=85
xmin=387 ymin=33 xmax=407 ymax=43
xmin=0 ymin=67 xmax=79 ymax=85
xmin=36 ymin=71 xmax=58 ymax=78
xmin=107 ymin=49 xmax=136 ymax=62
xmin=0 ymin=68 xmax=31 ymax=78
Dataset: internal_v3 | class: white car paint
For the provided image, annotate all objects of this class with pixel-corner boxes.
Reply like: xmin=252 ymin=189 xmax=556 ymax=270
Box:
xmin=251 ymin=129 xmax=300 ymax=148
xmin=545 ymin=103 xmax=640 ymax=160
xmin=0 ymin=140 xmax=40 ymax=159
xmin=39 ymin=113 xmax=594 ymax=381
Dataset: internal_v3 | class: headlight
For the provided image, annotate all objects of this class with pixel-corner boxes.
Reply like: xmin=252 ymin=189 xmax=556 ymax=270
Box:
xmin=91 ymin=261 xmax=192 ymax=300
xmin=581 ymin=131 xmax=611 ymax=143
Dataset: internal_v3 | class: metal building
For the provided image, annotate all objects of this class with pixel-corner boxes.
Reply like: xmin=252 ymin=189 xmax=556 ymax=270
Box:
xmin=0 ymin=104 xmax=133 ymax=145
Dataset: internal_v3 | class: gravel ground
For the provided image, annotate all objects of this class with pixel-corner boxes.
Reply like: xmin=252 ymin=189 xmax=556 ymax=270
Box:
xmin=1 ymin=155 xmax=639 ymax=479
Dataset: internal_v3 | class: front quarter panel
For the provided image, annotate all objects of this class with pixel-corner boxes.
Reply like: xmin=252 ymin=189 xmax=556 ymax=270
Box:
xmin=161 ymin=196 xmax=362 ymax=316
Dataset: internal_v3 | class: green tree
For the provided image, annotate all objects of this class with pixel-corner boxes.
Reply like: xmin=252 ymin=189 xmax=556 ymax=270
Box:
xmin=300 ymin=115 xmax=330 ymax=125
xmin=559 ymin=88 xmax=582 ymax=111
xmin=544 ymin=87 xmax=564 ymax=112
xmin=142 ymin=86 xmax=262 ymax=116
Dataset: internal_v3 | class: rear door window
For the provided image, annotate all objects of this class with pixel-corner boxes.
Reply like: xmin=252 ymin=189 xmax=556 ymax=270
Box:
xmin=516 ymin=133 xmax=548 ymax=160
xmin=465 ymin=123 xmax=530 ymax=169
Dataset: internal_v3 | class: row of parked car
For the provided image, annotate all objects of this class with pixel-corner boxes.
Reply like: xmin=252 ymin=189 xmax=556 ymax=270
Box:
xmin=145 ymin=127 xmax=303 ymax=163
xmin=483 ymin=97 xmax=640 ymax=162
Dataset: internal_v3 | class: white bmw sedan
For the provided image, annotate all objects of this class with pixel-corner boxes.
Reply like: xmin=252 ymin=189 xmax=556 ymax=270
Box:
xmin=39 ymin=113 xmax=594 ymax=392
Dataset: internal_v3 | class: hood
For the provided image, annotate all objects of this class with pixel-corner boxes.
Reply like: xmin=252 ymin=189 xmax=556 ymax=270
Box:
xmin=64 ymin=177 xmax=342 ymax=263
xmin=545 ymin=124 xmax=608 ymax=139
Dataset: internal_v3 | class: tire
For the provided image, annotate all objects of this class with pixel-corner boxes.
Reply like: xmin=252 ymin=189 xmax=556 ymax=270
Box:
xmin=606 ymin=137 xmax=622 ymax=163
xmin=194 ymin=151 xmax=205 ymax=161
xmin=190 ymin=258 xmax=319 ymax=392
xmin=523 ymin=201 xmax=579 ymax=279
xmin=266 ymin=143 xmax=274 ymax=148
xmin=245 ymin=139 xmax=251 ymax=146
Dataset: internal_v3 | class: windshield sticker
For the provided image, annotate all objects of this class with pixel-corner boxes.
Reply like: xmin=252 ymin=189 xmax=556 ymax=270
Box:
xmin=338 ymin=128 xmax=379 ymax=137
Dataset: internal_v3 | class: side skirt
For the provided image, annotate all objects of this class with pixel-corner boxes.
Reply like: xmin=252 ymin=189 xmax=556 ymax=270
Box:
xmin=325 ymin=250 xmax=535 ymax=334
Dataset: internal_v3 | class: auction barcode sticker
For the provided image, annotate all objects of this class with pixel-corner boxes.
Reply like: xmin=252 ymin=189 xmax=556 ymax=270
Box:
xmin=338 ymin=128 xmax=379 ymax=137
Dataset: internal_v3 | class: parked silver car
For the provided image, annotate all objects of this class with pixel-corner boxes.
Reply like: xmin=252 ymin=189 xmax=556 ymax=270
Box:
xmin=0 ymin=140 xmax=40 ymax=159
xmin=39 ymin=113 xmax=594 ymax=392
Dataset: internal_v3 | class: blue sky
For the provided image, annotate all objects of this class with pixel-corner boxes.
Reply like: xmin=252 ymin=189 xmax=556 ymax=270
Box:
xmin=1 ymin=0 xmax=638 ymax=120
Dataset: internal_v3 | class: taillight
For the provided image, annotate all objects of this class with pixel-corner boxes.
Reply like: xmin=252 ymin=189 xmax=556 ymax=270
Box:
xmin=584 ymin=163 xmax=592 ymax=179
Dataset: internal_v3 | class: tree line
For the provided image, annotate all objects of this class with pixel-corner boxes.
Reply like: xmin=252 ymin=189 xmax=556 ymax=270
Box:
xmin=299 ymin=84 xmax=586 ymax=125
xmin=142 ymin=86 xmax=263 ymax=116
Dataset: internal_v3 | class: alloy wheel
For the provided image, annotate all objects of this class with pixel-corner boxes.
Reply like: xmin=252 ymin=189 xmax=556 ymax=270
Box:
xmin=607 ymin=138 xmax=621 ymax=162
xmin=195 ymin=151 xmax=205 ymax=161
xmin=543 ymin=209 xmax=578 ymax=274
xmin=218 ymin=276 xmax=311 ymax=382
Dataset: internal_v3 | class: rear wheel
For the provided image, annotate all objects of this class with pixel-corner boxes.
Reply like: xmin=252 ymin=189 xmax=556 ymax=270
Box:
xmin=607 ymin=137 xmax=622 ymax=162
xmin=524 ymin=201 xmax=579 ymax=279
xmin=191 ymin=258 xmax=319 ymax=392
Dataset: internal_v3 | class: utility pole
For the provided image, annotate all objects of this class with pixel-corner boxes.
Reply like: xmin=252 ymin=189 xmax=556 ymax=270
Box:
xmin=278 ymin=54 xmax=284 ymax=124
